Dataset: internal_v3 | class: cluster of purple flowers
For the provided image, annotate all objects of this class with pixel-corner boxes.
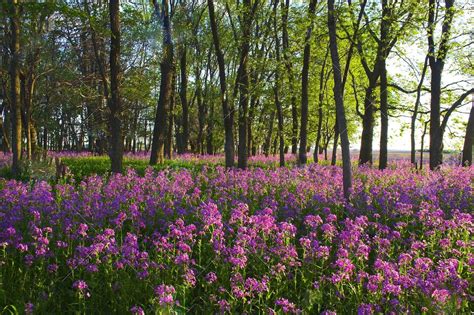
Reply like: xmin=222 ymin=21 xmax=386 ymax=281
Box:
xmin=0 ymin=163 xmax=472 ymax=313
xmin=154 ymin=284 xmax=176 ymax=306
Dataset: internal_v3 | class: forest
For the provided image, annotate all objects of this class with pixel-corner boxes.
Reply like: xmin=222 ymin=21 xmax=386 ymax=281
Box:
xmin=0 ymin=0 xmax=473 ymax=314
xmin=0 ymin=0 xmax=472 ymax=174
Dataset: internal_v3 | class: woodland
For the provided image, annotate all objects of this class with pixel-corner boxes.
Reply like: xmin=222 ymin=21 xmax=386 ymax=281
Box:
xmin=0 ymin=1 xmax=473 ymax=314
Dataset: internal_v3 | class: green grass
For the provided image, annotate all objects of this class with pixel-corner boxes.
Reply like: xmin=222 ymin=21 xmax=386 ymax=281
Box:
xmin=0 ymin=157 xmax=211 ymax=184
xmin=60 ymin=156 xmax=304 ymax=182
xmin=61 ymin=156 xmax=215 ymax=182
xmin=1 ymin=155 xmax=306 ymax=183
xmin=0 ymin=159 xmax=56 ymax=182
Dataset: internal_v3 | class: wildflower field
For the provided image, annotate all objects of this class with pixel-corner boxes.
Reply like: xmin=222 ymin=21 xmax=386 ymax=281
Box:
xmin=2 ymin=0 xmax=473 ymax=312
xmin=0 ymin=155 xmax=472 ymax=314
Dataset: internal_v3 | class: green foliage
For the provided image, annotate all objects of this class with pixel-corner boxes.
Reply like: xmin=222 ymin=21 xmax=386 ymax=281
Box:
xmin=0 ymin=0 xmax=471 ymax=176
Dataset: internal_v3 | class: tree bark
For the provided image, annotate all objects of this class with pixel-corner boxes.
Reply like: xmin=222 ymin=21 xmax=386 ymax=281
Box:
xmin=206 ymin=99 xmax=214 ymax=155
xmin=179 ymin=45 xmax=189 ymax=154
xmin=150 ymin=0 xmax=174 ymax=165
xmin=439 ymin=89 xmax=474 ymax=147
xmin=378 ymin=0 xmax=389 ymax=170
xmin=281 ymin=0 xmax=298 ymax=155
xmin=314 ymin=46 xmax=329 ymax=163
xmin=42 ymin=127 xmax=47 ymax=151
xmin=196 ymin=83 xmax=204 ymax=154
xmin=20 ymin=77 xmax=31 ymax=160
xmin=379 ymin=66 xmax=388 ymax=169
xmin=263 ymin=109 xmax=275 ymax=157
xmin=410 ymin=56 xmax=429 ymax=167
xmin=131 ymin=102 xmax=139 ymax=153
xmin=331 ymin=118 xmax=338 ymax=166
xmin=419 ymin=121 xmax=428 ymax=170
xmin=165 ymin=73 xmax=176 ymax=159
xmin=299 ymin=0 xmax=317 ymax=165
xmin=427 ymin=0 xmax=455 ymax=170
xmin=79 ymin=27 xmax=96 ymax=152
xmin=1 ymin=107 xmax=12 ymax=153
xmin=108 ymin=0 xmax=123 ymax=173
xmin=9 ymin=0 xmax=22 ymax=176
xmin=274 ymin=86 xmax=284 ymax=167
xmin=273 ymin=0 xmax=284 ymax=167
xmin=208 ymin=0 xmax=234 ymax=167
xmin=247 ymin=96 xmax=256 ymax=157
xmin=236 ymin=0 xmax=254 ymax=169
xmin=23 ymin=48 xmax=42 ymax=160
xmin=461 ymin=98 xmax=473 ymax=166
xmin=1 ymin=38 xmax=11 ymax=153
xmin=359 ymin=84 xmax=376 ymax=165
xmin=328 ymin=0 xmax=352 ymax=199
xmin=429 ymin=64 xmax=443 ymax=169
xmin=315 ymin=102 xmax=324 ymax=163
xmin=143 ymin=119 xmax=148 ymax=152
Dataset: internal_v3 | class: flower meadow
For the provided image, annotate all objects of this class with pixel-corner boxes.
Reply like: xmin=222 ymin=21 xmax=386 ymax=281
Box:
xmin=0 ymin=162 xmax=473 ymax=314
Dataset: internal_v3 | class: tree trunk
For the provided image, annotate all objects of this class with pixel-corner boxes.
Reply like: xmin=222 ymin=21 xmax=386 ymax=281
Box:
xmin=143 ymin=119 xmax=147 ymax=152
xmin=208 ymin=0 xmax=234 ymax=167
xmin=42 ymin=127 xmax=47 ymax=151
xmin=88 ymin=1 xmax=110 ymax=156
xmin=206 ymin=99 xmax=214 ymax=155
xmin=197 ymin=84 xmax=205 ymax=154
xmin=290 ymin=89 xmax=298 ymax=155
xmin=331 ymin=118 xmax=338 ymax=166
xmin=328 ymin=0 xmax=352 ymax=199
xmin=378 ymin=0 xmax=389 ymax=170
xmin=275 ymin=88 xmax=284 ymax=167
xmin=79 ymin=27 xmax=96 ymax=153
xmin=1 ymin=41 xmax=11 ymax=153
xmin=179 ymin=45 xmax=189 ymax=154
xmin=379 ymin=59 xmax=388 ymax=169
xmin=0 ymin=115 xmax=9 ymax=153
xmin=165 ymin=73 xmax=176 ymax=159
xmin=205 ymin=53 xmax=214 ymax=155
xmin=299 ymin=0 xmax=317 ymax=165
xmin=356 ymin=0 xmax=401 ymax=167
xmin=273 ymin=0 xmax=284 ymax=167
xmin=247 ymin=96 xmax=256 ymax=157
xmin=150 ymin=0 xmax=174 ymax=165
xmin=30 ymin=123 xmax=39 ymax=159
xmin=196 ymin=54 xmax=206 ymax=154
xmin=21 ymin=23 xmax=42 ymax=161
xmin=263 ymin=109 xmax=275 ymax=157
xmin=9 ymin=0 xmax=22 ymax=176
xmin=270 ymin=136 xmax=276 ymax=155
xmin=410 ymin=56 xmax=428 ymax=167
xmin=314 ymin=103 xmax=324 ymax=163
xmin=419 ymin=121 xmax=428 ymax=170
xmin=20 ymin=77 xmax=32 ymax=160
xmin=108 ymin=0 xmax=123 ymax=173
xmin=429 ymin=63 xmax=443 ymax=170
xmin=427 ymin=0 xmax=455 ymax=170
xmin=314 ymin=46 xmax=329 ymax=163
xmin=359 ymin=84 xmax=375 ymax=165
xmin=2 ymin=105 xmax=12 ymax=153
xmin=236 ymin=0 xmax=253 ymax=169
xmin=461 ymin=98 xmax=473 ymax=166
xmin=131 ymin=102 xmax=139 ymax=153
xmin=281 ymin=0 xmax=298 ymax=155
xmin=1 ymin=108 xmax=11 ymax=153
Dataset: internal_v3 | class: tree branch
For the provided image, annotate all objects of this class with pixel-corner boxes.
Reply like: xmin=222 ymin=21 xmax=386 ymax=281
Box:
xmin=441 ymin=88 xmax=474 ymax=133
